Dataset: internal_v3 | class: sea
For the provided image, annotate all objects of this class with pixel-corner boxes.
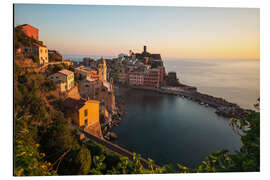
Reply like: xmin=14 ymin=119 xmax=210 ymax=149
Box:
xmin=65 ymin=55 xmax=260 ymax=110
xmin=65 ymin=55 xmax=260 ymax=168
xmin=163 ymin=58 xmax=260 ymax=110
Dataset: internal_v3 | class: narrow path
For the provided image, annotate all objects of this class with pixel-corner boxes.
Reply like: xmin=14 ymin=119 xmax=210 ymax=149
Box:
xmin=81 ymin=130 xmax=160 ymax=169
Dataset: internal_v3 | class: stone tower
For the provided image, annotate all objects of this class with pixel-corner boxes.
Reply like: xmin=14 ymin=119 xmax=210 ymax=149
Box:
xmin=98 ymin=57 xmax=107 ymax=82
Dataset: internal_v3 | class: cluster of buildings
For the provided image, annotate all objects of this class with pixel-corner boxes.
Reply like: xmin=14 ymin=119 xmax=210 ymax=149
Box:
xmin=16 ymin=25 xmax=111 ymax=138
xmin=75 ymin=57 xmax=117 ymax=116
xmin=16 ymin=24 xmax=49 ymax=66
xmin=74 ymin=57 xmax=107 ymax=82
xmin=15 ymin=23 xmax=182 ymax=139
xmin=107 ymin=46 xmax=166 ymax=88
xmin=46 ymin=54 xmax=116 ymax=138
xmin=46 ymin=66 xmax=105 ymax=138
xmin=15 ymin=24 xmax=70 ymax=67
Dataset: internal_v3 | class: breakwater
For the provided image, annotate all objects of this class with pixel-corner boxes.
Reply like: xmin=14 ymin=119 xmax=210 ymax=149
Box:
xmin=128 ymin=85 xmax=249 ymax=119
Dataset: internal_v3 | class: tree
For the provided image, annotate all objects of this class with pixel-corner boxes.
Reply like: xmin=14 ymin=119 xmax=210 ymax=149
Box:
xmin=14 ymin=115 xmax=57 ymax=176
xmin=75 ymin=145 xmax=92 ymax=175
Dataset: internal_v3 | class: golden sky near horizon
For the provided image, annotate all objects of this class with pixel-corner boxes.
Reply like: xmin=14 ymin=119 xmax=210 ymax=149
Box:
xmin=15 ymin=5 xmax=260 ymax=59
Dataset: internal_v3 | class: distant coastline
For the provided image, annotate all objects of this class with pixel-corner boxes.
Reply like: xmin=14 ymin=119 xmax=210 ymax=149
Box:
xmin=65 ymin=55 xmax=259 ymax=110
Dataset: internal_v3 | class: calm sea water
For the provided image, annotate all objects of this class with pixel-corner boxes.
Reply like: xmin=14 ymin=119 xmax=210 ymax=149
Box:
xmin=66 ymin=55 xmax=259 ymax=168
xmin=164 ymin=59 xmax=260 ymax=110
xmin=112 ymin=89 xmax=241 ymax=168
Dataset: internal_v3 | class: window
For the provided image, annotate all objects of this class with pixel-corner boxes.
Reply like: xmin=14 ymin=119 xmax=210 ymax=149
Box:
xmin=84 ymin=119 xmax=88 ymax=126
xmin=84 ymin=109 xmax=88 ymax=117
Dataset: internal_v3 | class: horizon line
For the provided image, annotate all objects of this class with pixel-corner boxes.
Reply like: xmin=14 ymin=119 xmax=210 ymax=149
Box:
xmin=62 ymin=53 xmax=260 ymax=61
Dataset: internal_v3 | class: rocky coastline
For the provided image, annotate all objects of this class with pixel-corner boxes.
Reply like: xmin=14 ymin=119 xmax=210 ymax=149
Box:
xmin=129 ymin=84 xmax=249 ymax=119
xmin=102 ymin=85 xmax=128 ymax=140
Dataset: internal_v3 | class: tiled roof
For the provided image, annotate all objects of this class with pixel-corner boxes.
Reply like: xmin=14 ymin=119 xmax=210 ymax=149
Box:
xmin=32 ymin=42 xmax=47 ymax=48
xmin=62 ymin=98 xmax=100 ymax=111
xmin=59 ymin=69 xmax=74 ymax=76
xmin=62 ymin=98 xmax=86 ymax=110
xmin=18 ymin=24 xmax=39 ymax=30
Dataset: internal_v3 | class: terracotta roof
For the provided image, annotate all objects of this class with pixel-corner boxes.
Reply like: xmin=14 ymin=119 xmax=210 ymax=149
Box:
xmin=59 ymin=69 xmax=74 ymax=76
xmin=17 ymin=24 xmax=39 ymax=30
xmin=62 ymin=98 xmax=100 ymax=111
xmin=32 ymin=42 xmax=47 ymax=48
xmin=62 ymin=98 xmax=86 ymax=111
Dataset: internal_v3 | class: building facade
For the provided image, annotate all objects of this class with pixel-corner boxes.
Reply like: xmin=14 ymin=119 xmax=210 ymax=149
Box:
xmin=143 ymin=69 xmax=160 ymax=88
xmin=22 ymin=43 xmax=49 ymax=65
xmin=62 ymin=98 xmax=102 ymax=138
xmin=48 ymin=69 xmax=75 ymax=92
xmin=128 ymin=67 xmax=165 ymax=88
xmin=128 ymin=72 xmax=144 ymax=86
xmin=37 ymin=45 xmax=49 ymax=65
xmin=79 ymin=78 xmax=99 ymax=99
xmin=48 ymin=50 xmax=62 ymax=62
xmin=75 ymin=66 xmax=99 ymax=81
xmin=98 ymin=57 xmax=107 ymax=82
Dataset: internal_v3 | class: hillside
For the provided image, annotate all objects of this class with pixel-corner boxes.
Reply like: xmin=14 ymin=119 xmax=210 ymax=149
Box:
xmin=13 ymin=26 xmax=260 ymax=175
xmin=14 ymin=26 xmax=43 ymax=50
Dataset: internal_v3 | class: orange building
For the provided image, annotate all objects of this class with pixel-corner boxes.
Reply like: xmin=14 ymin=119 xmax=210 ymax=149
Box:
xmin=17 ymin=24 xmax=39 ymax=40
xmin=62 ymin=98 xmax=102 ymax=138
xmin=88 ymin=69 xmax=99 ymax=81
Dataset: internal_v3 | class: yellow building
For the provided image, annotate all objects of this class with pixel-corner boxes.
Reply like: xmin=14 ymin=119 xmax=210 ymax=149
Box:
xmin=22 ymin=43 xmax=49 ymax=65
xmin=77 ymin=100 xmax=100 ymax=128
xmin=48 ymin=69 xmax=75 ymax=91
xmin=62 ymin=98 xmax=103 ymax=138
xmin=37 ymin=45 xmax=49 ymax=65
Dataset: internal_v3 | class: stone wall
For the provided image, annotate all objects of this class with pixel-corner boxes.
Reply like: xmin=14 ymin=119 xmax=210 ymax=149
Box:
xmin=67 ymin=86 xmax=81 ymax=100
xmin=84 ymin=120 xmax=103 ymax=138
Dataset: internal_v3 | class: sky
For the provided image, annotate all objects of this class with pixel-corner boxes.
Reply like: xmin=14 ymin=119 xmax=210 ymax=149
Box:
xmin=14 ymin=4 xmax=260 ymax=59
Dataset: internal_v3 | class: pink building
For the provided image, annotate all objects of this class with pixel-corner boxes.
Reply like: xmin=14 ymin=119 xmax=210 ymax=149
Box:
xmin=128 ymin=72 xmax=144 ymax=86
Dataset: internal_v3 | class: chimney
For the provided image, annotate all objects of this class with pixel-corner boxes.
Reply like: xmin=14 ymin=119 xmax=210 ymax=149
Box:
xmin=143 ymin=45 xmax=147 ymax=53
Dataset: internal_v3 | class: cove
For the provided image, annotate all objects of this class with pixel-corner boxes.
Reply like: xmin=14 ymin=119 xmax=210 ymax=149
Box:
xmin=111 ymin=88 xmax=242 ymax=168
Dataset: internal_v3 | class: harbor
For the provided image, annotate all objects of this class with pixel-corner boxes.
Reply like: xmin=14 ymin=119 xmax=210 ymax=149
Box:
xmin=128 ymin=84 xmax=249 ymax=119
xmin=111 ymin=88 xmax=242 ymax=168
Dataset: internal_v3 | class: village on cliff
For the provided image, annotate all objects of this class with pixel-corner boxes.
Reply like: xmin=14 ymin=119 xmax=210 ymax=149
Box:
xmin=14 ymin=24 xmax=186 ymax=140
xmin=14 ymin=24 xmax=248 ymax=141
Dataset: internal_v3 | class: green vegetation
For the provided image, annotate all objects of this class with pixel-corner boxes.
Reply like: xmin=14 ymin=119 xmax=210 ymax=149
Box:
xmin=48 ymin=52 xmax=62 ymax=62
xmin=14 ymin=26 xmax=260 ymax=175
xmin=14 ymin=26 xmax=43 ymax=49
xmin=14 ymin=58 xmax=260 ymax=175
